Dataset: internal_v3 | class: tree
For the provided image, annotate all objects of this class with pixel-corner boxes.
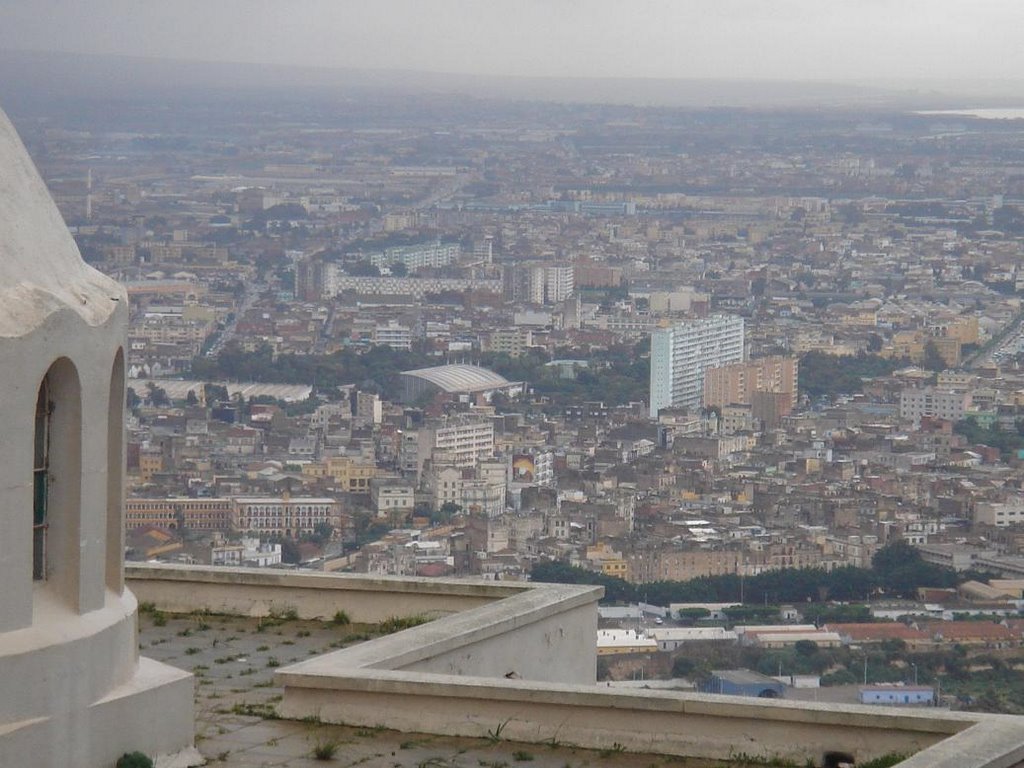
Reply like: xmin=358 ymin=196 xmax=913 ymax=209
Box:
xmin=872 ymin=540 xmax=956 ymax=598
xmin=794 ymin=640 xmax=819 ymax=657
xmin=204 ymin=382 xmax=230 ymax=403
xmin=309 ymin=522 xmax=334 ymax=545
xmin=437 ymin=502 xmax=462 ymax=522
xmin=798 ymin=351 xmax=907 ymax=398
xmin=277 ymin=537 xmax=300 ymax=564
xmin=677 ymin=607 xmax=712 ymax=624
xmin=672 ymin=656 xmax=698 ymax=678
xmin=186 ymin=389 xmax=198 ymax=406
xmin=389 ymin=261 xmax=408 ymax=277
xmin=145 ymin=382 xmax=169 ymax=407
xmin=126 ymin=387 xmax=141 ymax=410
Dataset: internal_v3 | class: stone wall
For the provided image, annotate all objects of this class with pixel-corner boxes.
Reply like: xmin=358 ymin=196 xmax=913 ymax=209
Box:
xmin=128 ymin=564 xmax=1024 ymax=767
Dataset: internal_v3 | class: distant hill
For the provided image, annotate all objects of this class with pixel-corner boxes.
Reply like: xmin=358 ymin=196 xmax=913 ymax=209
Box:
xmin=1 ymin=47 xmax=1010 ymax=112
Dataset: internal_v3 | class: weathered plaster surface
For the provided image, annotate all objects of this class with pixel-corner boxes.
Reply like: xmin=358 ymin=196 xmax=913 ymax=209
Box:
xmin=0 ymin=109 xmax=124 ymax=336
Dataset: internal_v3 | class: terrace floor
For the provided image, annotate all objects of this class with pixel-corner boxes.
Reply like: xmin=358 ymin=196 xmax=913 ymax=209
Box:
xmin=139 ymin=609 xmax=747 ymax=768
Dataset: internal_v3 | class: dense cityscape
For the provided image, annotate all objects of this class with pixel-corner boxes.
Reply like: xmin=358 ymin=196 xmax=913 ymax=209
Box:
xmin=11 ymin=72 xmax=1024 ymax=721
xmin=8 ymin=2 xmax=1024 ymax=756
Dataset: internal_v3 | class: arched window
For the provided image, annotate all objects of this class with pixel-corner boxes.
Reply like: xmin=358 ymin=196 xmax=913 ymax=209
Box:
xmin=33 ymin=376 xmax=52 ymax=580
xmin=106 ymin=349 xmax=125 ymax=592
xmin=32 ymin=358 xmax=82 ymax=610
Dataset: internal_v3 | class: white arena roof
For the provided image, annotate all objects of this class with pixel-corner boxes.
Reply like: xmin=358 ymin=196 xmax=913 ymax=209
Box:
xmin=400 ymin=364 xmax=511 ymax=393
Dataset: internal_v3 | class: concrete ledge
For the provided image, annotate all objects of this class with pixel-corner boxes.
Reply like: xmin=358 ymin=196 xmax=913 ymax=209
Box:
xmin=895 ymin=718 xmax=1024 ymax=768
xmin=287 ymin=582 xmax=600 ymax=678
xmin=128 ymin=564 xmax=1024 ymax=767
xmin=279 ymin=668 xmax=973 ymax=734
xmin=127 ymin=563 xmax=531 ymax=622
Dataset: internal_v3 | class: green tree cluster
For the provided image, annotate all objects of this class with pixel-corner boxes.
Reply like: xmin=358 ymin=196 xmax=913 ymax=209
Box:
xmin=798 ymin=351 xmax=907 ymax=398
xmin=192 ymin=342 xmax=435 ymax=401
xmin=531 ymin=541 xmax=956 ymax=607
xmin=955 ymin=416 xmax=1024 ymax=459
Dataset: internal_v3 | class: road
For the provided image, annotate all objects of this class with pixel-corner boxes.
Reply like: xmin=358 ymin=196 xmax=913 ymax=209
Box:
xmin=205 ymin=280 xmax=264 ymax=358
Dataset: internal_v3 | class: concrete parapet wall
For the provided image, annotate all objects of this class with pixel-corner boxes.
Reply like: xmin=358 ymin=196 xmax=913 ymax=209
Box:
xmin=277 ymin=672 xmax=975 ymax=764
xmin=128 ymin=564 xmax=1024 ymax=767
xmin=283 ymin=582 xmax=599 ymax=684
xmin=126 ymin=563 xmax=524 ymax=622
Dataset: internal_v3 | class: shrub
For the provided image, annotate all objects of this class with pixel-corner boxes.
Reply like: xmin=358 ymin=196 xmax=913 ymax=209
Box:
xmin=332 ymin=610 xmax=351 ymax=626
xmin=116 ymin=753 xmax=153 ymax=768
xmin=312 ymin=739 xmax=340 ymax=760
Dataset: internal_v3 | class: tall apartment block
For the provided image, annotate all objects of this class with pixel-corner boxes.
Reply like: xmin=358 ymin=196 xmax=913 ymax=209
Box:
xmin=649 ymin=315 xmax=745 ymax=418
xmin=704 ymin=356 xmax=798 ymax=411
xmin=502 ymin=263 xmax=574 ymax=305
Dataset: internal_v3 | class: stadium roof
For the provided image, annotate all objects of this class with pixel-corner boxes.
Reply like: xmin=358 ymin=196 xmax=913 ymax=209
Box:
xmin=400 ymin=364 xmax=511 ymax=393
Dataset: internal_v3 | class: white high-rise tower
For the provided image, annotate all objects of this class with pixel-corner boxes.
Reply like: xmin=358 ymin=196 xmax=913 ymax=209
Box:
xmin=649 ymin=315 xmax=745 ymax=418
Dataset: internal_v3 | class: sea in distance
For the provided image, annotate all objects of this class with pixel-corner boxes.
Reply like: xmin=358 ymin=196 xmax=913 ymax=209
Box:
xmin=917 ymin=108 xmax=1024 ymax=120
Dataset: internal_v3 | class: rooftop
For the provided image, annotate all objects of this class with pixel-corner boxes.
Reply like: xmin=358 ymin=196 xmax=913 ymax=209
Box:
xmin=127 ymin=564 xmax=1024 ymax=768
xmin=139 ymin=610 xmax=684 ymax=768
xmin=400 ymin=363 xmax=512 ymax=393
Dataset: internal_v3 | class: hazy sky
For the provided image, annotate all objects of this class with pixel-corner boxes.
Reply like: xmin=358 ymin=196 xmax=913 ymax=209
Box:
xmin=1 ymin=0 xmax=1022 ymax=83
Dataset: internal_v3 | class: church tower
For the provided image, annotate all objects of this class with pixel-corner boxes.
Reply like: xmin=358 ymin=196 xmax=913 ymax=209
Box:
xmin=0 ymin=108 xmax=194 ymax=766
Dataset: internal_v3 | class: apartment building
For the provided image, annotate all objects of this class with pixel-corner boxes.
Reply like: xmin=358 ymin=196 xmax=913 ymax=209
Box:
xmin=370 ymin=478 xmax=417 ymax=519
xmin=421 ymin=416 xmax=496 ymax=470
xmin=502 ymin=263 xmax=574 ymax=305
xmin=367 ymin=240 xmax=460 ymax=271
xmin=429 ymin=459 xmax=507 ymax=517
xmin=649 ymin=314 xmax=745 ymax=417
xmin=373 ymin=320 xmax=413 ymax=350
xmin=899 ymin=387 xmax=972 ymax=425
xmin=323 ymin=268 xmax=500 ymax=298
xmin=703 ymin=356 xmax=798 ymax=411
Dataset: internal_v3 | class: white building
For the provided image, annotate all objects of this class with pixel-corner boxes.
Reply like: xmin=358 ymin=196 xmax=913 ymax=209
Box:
xmin=975 ymin=500 xmax=1024 ymax=528
xmin=649 ymin=315 xmax=745 ymax=417
xmin=370 ymin=479 xmax=416 ymax=519
xmin=322 ymin=268 xmax=500 ymax=298
xmin=373 ymin=320 xmax=413 ymax=350
xmin=430 ymin=460 xmax=507 ymax=517
xmin=368 ymin=240 xmax=459 ymax=271
xmin=422 ymin=416 xmax=496 ymax=469
xmin=545 ymin=264 xmax=575 ymax=303
xmin=0 ymin=108 xmax=194 ymax=765
xmin=899 ymin=387 xmax=972 ymax=425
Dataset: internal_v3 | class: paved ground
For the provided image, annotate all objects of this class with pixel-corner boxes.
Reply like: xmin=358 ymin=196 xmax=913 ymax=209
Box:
xmin=138 ymin=609 xmax=738 ymax=767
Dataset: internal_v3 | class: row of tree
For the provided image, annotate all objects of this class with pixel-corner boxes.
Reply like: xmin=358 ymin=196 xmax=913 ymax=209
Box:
xmin=531 ymin=541 xmax=962 ymax=606
xmin=189 ymin=341 xmax=651 ymax=408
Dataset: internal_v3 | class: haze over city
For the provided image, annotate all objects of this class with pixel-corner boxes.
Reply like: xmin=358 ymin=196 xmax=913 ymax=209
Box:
xmin=8 ymin=3 xmax=1024 ymax=768
xmin=3 ymin=0 xmax=1024 ymax=104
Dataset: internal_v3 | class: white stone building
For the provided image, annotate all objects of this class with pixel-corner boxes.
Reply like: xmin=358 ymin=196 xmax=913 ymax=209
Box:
xmin=0 ymin=108 xmax=194 ymax=766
